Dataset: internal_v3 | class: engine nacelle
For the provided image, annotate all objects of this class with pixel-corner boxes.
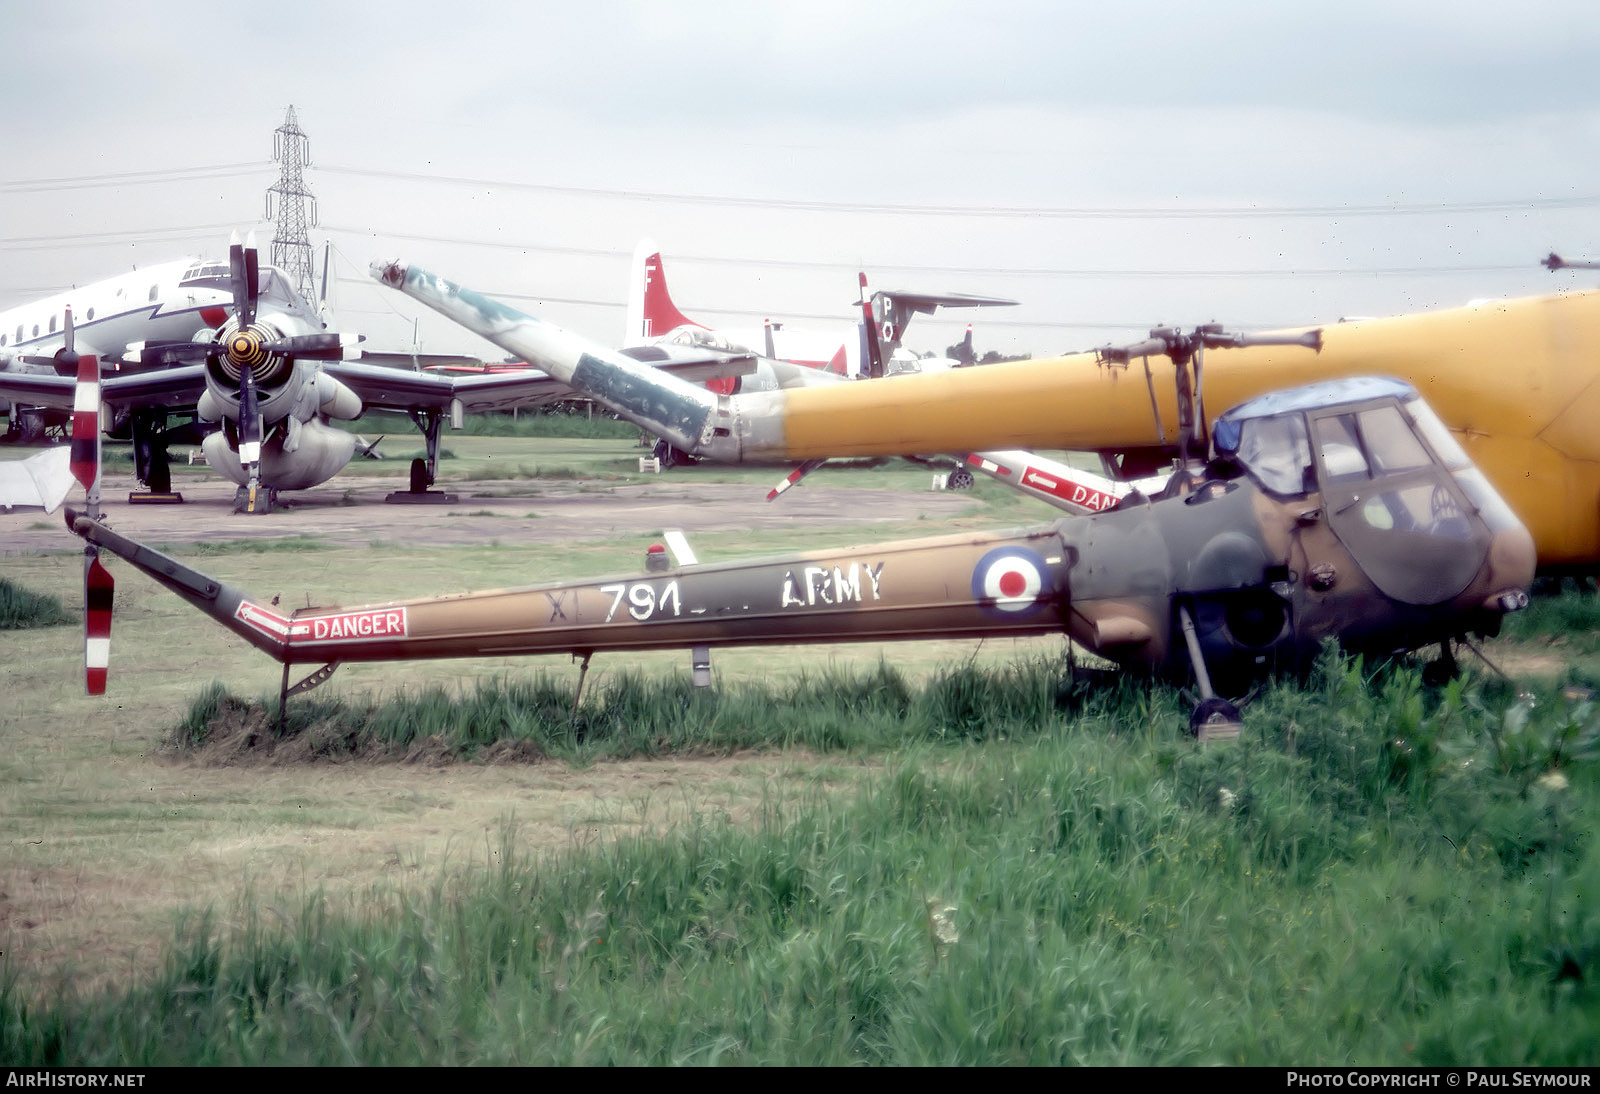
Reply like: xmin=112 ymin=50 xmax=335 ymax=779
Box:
xmin=198 ymin=361 xmax=361 ymax=427
xmin=312 ymin=372 xmax=362 ymax=420
xmin=200 ymin=358 xmax=305 ymax=424
xmin=202 ymin=417 xmax=358 ymax=491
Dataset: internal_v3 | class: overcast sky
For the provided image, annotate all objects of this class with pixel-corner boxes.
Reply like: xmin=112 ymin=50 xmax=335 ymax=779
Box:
xmin=2 ymin=1 xmax=1597 ymax=361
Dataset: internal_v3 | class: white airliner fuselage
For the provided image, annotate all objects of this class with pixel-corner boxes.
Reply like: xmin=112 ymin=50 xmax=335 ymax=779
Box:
xmin=0 ymin=258 xmax=235 ymax=371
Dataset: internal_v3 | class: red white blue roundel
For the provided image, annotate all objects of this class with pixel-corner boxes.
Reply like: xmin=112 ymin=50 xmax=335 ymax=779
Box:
xmin=971 ymin=546 xmax=1051 ymax=615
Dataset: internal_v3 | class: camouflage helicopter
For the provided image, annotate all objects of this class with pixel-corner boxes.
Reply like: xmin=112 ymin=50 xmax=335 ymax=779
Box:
xmin=63 ymin=331 xmax=1534 ymax=735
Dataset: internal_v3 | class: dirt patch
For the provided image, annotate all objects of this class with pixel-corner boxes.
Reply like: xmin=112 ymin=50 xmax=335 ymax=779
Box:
xmin=3 ymin=467 xmax=976 ymax=553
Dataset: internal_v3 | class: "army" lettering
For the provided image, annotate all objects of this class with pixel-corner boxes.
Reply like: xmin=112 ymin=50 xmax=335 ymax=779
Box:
xmin=780 ymin=562 xmax=885 ymax=608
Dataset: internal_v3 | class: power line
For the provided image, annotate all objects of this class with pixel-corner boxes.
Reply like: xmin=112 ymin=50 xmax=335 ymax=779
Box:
xmin=1 ymin=222 xmax=245 ymax=248
xmin=314 ymin=164 xmax=1599 ymax=220
xmin=320 ymin=226 xmax=1534 ymax=279
xmin=1 ymin=162 xmax=274 ymax=194
xmin=330 ymin=275 xmax=1291 ymax=331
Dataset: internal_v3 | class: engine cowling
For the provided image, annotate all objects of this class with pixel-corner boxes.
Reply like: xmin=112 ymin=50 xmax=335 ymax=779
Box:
xmin=201 ymin=417 xmax=358 ymax=491
xmin=199 ymin=320 xmax=302 ymax=424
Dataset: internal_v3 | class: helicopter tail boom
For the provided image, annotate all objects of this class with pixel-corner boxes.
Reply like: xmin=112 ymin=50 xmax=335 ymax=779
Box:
xmin=65 ymin=511 xmax=1075 ymax=668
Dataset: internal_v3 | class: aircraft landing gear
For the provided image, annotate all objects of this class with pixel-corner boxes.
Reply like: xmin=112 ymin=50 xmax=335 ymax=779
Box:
xmin=944 ymin=465 xmax=975 ymax=490
xmin=1422 ymin=640 xmax=1460 ymax=687
xmin=1189 ymin=696 xmax=1243 ymax=739
xmin=123 ymin=409 xmax=200 ymax=503
xmin=652 ymin=438 xmax=699 ymax=469
xmin=1178 ymin=603 xmax=1243 ymax=741
xmin=386 ymin=409 xmax=458 ymax=504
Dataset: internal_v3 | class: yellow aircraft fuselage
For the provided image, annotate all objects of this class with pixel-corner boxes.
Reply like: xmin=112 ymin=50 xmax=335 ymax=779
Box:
xmin=777 ymin=290 xmax=1600 ymax=571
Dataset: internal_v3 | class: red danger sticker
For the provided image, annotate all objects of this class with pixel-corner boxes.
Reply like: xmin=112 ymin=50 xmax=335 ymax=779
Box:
xmin=300 ymin=608 xmax=408 ymax=643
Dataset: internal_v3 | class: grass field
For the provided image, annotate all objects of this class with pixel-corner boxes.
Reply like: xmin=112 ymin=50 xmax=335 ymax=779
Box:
xmin=1 ymin=435 xmax=1596 ymax=1064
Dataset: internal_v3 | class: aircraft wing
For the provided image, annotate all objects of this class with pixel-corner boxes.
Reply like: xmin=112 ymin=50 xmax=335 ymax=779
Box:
xmin=321 ymin=360 xmax=569 ymax=413
xmin=356 ymin=349 xmax=492 ymax=371
xmin=322 ymin=349 xmax=757 ymax=415
xmin=0 ymin=364 xmax=208 ymax=413
xmin=616 ymin=345 xmax=759 ymax=384
xmin=0 ymin=447 xmax=74 ymax=513
xmin=0 ymin=350 xmax=755 ymax=419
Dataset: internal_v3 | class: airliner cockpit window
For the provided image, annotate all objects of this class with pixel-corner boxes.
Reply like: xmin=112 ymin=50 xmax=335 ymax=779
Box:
xmin=179 ymin=263 xmax=229 ymax=287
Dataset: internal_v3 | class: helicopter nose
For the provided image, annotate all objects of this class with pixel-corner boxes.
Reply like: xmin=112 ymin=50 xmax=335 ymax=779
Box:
xmin=1481 ymin=523 xmax=1536 ymax=614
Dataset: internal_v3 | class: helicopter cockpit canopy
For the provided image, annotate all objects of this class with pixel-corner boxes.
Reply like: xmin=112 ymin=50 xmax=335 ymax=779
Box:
xmin=1213 ymin=377 xmax=1523 ymax=606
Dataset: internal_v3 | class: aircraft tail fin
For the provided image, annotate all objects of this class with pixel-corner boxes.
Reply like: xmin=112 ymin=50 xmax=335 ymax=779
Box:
xmin=858 ymin=273 xmax=887 ymax=378
xmin=316 ymin=240 xmax=337 ymax=325
xmin=956 ymin=325 xmax=976 ymax=367
xmin=629 ymin=239 xmax=702 ymax=343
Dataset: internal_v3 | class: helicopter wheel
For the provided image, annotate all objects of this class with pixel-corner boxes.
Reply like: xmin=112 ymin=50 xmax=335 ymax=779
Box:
xmin=652 ymin=439 xmax=699 ymax=469
xmin=945 ymin=466 xmax=974 ymax=491
xmin=1421 ymin=641 xmax=1459 ymax=687
xmin=1189 ymin=696 xmax=1242 ymax=740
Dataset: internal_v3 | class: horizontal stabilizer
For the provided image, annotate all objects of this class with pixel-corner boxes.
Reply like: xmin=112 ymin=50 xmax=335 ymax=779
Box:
xmin=0 ymin=447 xmax=75 ymax=512
xmin=857 ymin=290 xmax=1019 ymax=314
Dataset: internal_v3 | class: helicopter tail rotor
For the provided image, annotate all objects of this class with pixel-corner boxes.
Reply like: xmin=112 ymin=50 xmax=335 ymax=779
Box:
xmin=63 ymin=308 xmax=114 ymax=694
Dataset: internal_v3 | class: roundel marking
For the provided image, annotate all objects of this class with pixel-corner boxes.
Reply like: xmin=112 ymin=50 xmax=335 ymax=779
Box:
xmin=971 ymin=546 xmax=1051 ymax=615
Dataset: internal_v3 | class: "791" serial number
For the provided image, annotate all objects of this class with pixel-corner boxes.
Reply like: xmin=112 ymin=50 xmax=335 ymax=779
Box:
xmin=599 ymin=580 xmax=682 ymax=622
